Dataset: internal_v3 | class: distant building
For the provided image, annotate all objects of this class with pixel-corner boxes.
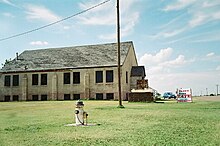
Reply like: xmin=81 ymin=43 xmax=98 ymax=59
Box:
xmin=0 ymin=41 xmax=146 ymax=101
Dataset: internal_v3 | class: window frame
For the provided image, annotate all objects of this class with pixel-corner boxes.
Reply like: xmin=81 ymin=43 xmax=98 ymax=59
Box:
xmin=41 ymin=94 xmax=47 ymax=101
xmin=73 ymin=72 xmax=80 ymax=84
xmin=96 ymin=71 xmax=103 ymax=83
xmin=73 ymin=94 xmax=80 ymax=100
xmin=4 ymin=75 xmax=11 ymax=86
xmin=106 ymin=70 xmax=114 ymax=83
xmin=63 ymin=73 xmax=71 ymax=84
xmin=32 ymin=95 xmax=39 ymax=101
xmin=106 ymin=93 xmax=114 ymax=100
xmin=126 ymin=71 xmax=128 ymax=84
xmin=32 ymin=74 xmax=39 ymax=85
xmin=12 ymin=75 xmax=19 ymax=86
xmin=96 ymin=93 xmax=103 ymax=100
xmin=12 ymin=95 xmax=19 ymax=101
xmin=41 ymin=74 xmax=47 ymax=85
xmin=4 ymin=96 xmax=10 ymax=102
xmin=64 ymin=94 xmax=71 ymax=100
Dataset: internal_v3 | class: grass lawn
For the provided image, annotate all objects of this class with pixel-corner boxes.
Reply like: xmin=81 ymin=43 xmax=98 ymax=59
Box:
xmin=0 ymin=98 xmax=219 ymax=146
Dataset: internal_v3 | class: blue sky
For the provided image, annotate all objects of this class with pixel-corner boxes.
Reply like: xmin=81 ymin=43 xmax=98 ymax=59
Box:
xmin=0 ymin=0 xmax=220 ymax=95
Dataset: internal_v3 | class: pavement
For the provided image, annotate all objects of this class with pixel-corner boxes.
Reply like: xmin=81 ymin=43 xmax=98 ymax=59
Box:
xmin=193 ymin=96 xmax=220 ymax=101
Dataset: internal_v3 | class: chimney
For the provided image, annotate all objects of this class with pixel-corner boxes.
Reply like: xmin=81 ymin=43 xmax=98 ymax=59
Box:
xmin=16 ymin=52 xmax=19 ymax=60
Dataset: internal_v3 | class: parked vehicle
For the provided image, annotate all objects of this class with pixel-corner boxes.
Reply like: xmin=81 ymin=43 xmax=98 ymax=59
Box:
xmin=163 ymin=92 xmax=176 ymax=99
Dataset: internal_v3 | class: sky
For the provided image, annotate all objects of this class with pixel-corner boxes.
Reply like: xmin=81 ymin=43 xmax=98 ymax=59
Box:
xmin=0 ymin=0 xmax=220 ymax=96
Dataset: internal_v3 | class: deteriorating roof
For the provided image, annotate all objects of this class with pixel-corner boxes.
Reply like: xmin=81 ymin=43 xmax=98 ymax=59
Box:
xmin=131 ymin=66 xmax=146 ymax=77
xmin=1 ymin=41 xmax=133 ymax=72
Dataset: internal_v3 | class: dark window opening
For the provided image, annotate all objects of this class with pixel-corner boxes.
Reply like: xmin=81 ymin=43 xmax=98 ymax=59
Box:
xmin=41 ymin=95 xmax=47 ymax=101
xmin=13 ymin=75 xmax=19 ymax=86
xmin=32 ymin=95 xmax=39 ymax=101
xmin=13 ymin=95 xmax=19 ymax=101
xmin=73 ymin=94 xmax=80 ymax=100
xmin=64 ymin=73 xmax=70 ymax=84
xmin=32 ymin=74 xmax=38 ymax=85
xmin=125 ymin=93 xmax=129 ymax=101
xmin=73 ymin=72 xmax=80 ymax=84
xmin=64 ymin=94 xmax=71 ymax=100
xmin=106 ymin=93 xmax=114 ymax=100
xmin=4 ymin=96 xmax=10 ymax=102
xmin=96 ymin=71 xmax=103 ymax=83
xmin=126 ymin=71 xmax=128 ymax=83
xmin=41 ymin=74 xmax=47 ymax=85
xmin=96 ymin=93 xmax=103 ymax=100
xmin=106 ymin=70 xmax=113 ymax=82
xmin=4 ymin=75 xmax=11 ymax=86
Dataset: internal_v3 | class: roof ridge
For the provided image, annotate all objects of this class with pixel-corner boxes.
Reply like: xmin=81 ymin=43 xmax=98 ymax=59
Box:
xmin=24 ymin=41 xmax=133 ymax=52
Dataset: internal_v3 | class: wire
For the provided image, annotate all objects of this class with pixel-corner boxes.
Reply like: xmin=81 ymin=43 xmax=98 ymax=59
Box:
xmin=0 ymin=0 xmax=111 ymax=42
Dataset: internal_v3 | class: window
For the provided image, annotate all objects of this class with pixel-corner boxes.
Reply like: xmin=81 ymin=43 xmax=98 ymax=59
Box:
xmin=126 ymin=93 xmax=129 ymax=101
xmin=126 ymin=71 xmax=128 ymax=83
xmin=73 ymin=94 xmax=80 ymax=100
xmin=64 ymin=73 xmax=70 ymax=84
xmin=13 ymin=95 xmax=19 ymax=101
xmin=96 ymin=93 xmax=103 ymax=100
xmin=32 ymin=95 xmax=39 ymax=101
xmin=64 ymin=94 xmax=71 ymax=100
xmin=96 ymin=71 xmax=103 ymax=83
xmin=13 ymin=75 xmax=19 ymax=86
xmin=32 ymin=74 xmax=38 ymax=85
xmin=4 ymin=75 xmax=11 ymax=86
xmin=41 ymin=74 xmax=47 ymax=85
xmin=41 ymin=95 xmax=47 ymax=101
xmin=4 ymin=96 xmax=10 ymax=102
xmin=73 ymin=72 xmax=80 ymax=84
xmin=106 ymin=93 xmax=114 ymax=100
xmin=106 ymin=70 xmax=113 ymax=83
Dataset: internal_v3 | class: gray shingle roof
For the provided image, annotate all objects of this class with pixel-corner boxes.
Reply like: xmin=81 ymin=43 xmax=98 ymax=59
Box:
xmin=1 ymin=41 xmax=133 ymax=72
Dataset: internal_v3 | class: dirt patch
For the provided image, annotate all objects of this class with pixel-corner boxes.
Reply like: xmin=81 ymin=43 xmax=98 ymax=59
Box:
xmin=194 ymin=96 xmax=220 ymax=101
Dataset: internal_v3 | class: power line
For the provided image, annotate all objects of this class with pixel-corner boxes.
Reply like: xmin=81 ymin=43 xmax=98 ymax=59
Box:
xmin=0 ymin=0 xmax=111 ymax=42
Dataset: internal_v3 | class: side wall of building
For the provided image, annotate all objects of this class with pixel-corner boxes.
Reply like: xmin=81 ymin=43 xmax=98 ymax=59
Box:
xmin=0 ymin=65 xmax=131 ymax=101
xmin=121 ymin=45 xmax=138 ymax=100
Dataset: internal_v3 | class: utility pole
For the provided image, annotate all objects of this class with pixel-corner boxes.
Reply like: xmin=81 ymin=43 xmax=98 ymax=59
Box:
xmin=206 ymin=88 xmax=208 ymax=96
xmin=217 ymin=84 xmax=219 ymax=96
xmin=117 ymin=0 xmax=123 ymax=108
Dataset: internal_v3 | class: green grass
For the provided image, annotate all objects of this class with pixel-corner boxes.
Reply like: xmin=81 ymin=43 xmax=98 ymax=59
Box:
xmin=0 ymin=99 xmax=219 ymax=146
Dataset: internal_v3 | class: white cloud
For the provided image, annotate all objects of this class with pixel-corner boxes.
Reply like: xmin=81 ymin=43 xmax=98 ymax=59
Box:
xmin=163 ymin=0 xmax=220 ymax=30
xmin=160 ymin=55 xmax=187 ymax=67
xmin=149 ymin=27 xmax=186 ymax=40
xmin=202 ymin=0 xmax=220 ymax=8
xmin=138 ymin=47 xmax=218 ymax=95
xmin=189 ymin=13 xmax=207 ymax=27
xmin=77 ymin=0 xmax=115 ymax=25
xmin=188 ymin=9 xmax=220 ymax=28
xmin=30 ymin=41 xmax=49 ymax=46
xmin=2 ymin=12 xmax=14 ymax=18
xmin=63 ymin=26 xmax=70 ymax=30
xmin=149 ymin=71 xmax=220 ymax=95
xmin=188 ymin=1 xmax=220 ymax=27
xmin=25 ymin=5 xmax=61 ymax=23
xmin=163 ymin=0 xmax=196 ymax=11
xmin=77 ymin=0 xmax=140 ymax=40
xmin=139 ymin=47 xmax=193 ymax=81
xmin=99 ymin=11 xmax=139 ymax=40
xmin=140 ymin=47 xmax=173 ymax=65
xmin=206 ymin=52 xmax=215 ymax=57
xmin=1 ymin=0 xmax=18 ymax=8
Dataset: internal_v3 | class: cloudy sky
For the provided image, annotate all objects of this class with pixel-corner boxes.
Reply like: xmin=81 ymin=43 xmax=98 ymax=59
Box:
xmin=0 ymin=0 xmax=220 ymax=95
